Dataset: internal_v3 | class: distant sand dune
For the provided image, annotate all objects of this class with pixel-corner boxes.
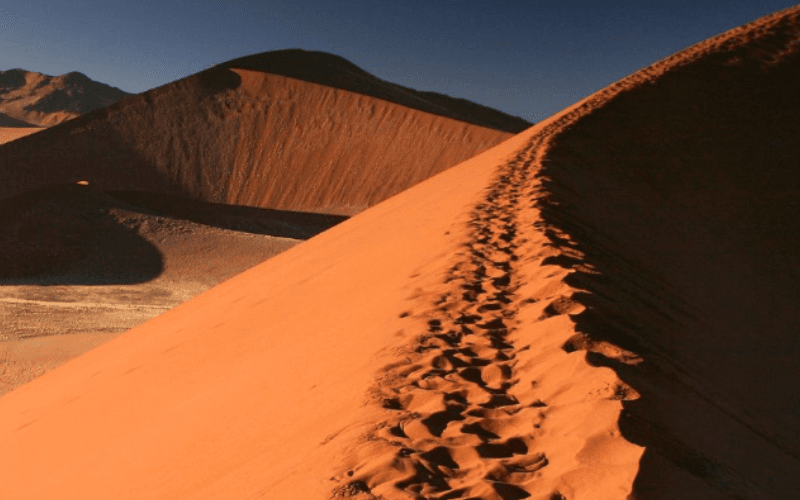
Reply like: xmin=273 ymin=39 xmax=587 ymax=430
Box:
xmin=0 ymin=50 xmax=529 ymax=214
xmin=0 ymin=126 xmax=42 ymax=145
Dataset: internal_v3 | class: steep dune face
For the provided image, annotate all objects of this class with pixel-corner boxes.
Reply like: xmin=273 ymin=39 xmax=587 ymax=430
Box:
xmin=530 ymin=5 xmax=800 ymax=498
xmin=0 ymin=69 xmax=130 ymax=127
xmin=0 ymin=51 xmax=528 ymax=215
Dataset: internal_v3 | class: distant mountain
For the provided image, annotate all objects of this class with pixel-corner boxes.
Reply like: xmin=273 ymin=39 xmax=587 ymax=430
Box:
xmin=0 ymin=69 xmax=131 ymax=127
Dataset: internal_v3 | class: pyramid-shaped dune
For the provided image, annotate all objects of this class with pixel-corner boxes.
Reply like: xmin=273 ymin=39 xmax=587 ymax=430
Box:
xmin=0 ymin=50 xmax=528 ymax=215
xmin=2 ymin=6 xmax=800 ymax=500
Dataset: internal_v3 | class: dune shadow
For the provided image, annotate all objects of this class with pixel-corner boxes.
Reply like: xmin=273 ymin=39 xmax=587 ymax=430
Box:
xmin=0 ymin=112 xmax=35 ymax=128
xmin=107 ymin=190 xmax=348 ymax=240
xmin=0 ymin=184 xmax=164 ymax=286
xmin=0 ymin=66 xmax=242 ymax=203
xmin=0 ymin=71 xmax=249 ymax=285
xmin=535 ymin=27 xmax=800 ymax=499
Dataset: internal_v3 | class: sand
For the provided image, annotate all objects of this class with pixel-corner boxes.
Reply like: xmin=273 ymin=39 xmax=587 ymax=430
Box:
xmin=0 ymin=119 xmax=642 ymax=500
xmin=0 ymin=185 xmax=321 ymax=396
xmin=0 ymin=50 xmax=522 ymax=397
xmin=0 ymin=51 xmax=527 ymax=215
xmin=2 ymin=5 xmax=800 ymax=499
xmin=0 ymin=126 xmax=42 ymax=145
xmin=0 ymin=52 xmax=524 ymax=401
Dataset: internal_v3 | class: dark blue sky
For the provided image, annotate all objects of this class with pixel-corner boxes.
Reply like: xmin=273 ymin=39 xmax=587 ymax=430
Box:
xmin=1 ymin=1 xmax=796 ymax=122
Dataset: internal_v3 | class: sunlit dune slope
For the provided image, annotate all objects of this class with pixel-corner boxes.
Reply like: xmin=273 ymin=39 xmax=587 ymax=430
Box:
xmin=0 ymin=184 xmax=308 ymax=396
xmin=0 ymin=69 xmax=130 ymax=127
xmin=0 ymin=116 xmax=644 ymax=499
xmin=2 ymin=7 xmax=800 ymax=500
xmin=0 ymin=50 xmax=529 ymax=215
xmin=0 ymin=126 xmax=42 ymax=145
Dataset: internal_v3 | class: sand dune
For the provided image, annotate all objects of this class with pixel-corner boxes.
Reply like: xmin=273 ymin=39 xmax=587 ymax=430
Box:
xmin=0 ymin=126 xmax=42 ymax=145
xmin=217 ymin=50 xmax=530 ymax=133
xmin=0 ymin=51 xmax=521 ymax=397
xmin=2 ymin=6 xmax=800 ymax=500
xmin=0 ymin=50 xmax=528 ymax=214
xmin=1 ymin=121 xmax=635 ymax=499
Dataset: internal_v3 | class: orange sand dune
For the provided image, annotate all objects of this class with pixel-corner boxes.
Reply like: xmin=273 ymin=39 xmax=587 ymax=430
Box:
xmin=0 ymin=126 xmax=42 ymax=145
xmin=1 ymin=121 xmax=641 ymax=499
xmin=2 ymin=6 xmax=800 ymax=500
xmin=0 ymin=51 xmax=529 ymax=215
xmin=0 ymin=185 xmax=316 ymax=395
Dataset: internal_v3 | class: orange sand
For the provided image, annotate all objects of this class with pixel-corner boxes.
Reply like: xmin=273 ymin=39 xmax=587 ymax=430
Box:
xmin=0 ymin=126 xmax=42 ymax=145
xmin=0 ymin=51 xmax=528 ymax=215
xmin=0 ymin=119 xmax=642 ymax=499
xmin=2 ymin=6 xmax=800 ymax=500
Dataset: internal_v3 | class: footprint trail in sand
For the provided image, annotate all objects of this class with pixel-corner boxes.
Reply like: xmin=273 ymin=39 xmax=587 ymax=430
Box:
xmin=330 ymin=131 xmax=640 ymax=499
xmin=367 ymin=143 xmax=542 ymax=500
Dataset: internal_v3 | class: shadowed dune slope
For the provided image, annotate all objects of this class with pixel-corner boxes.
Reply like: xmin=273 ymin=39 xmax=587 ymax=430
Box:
xmin=529 ymin=5 xmax=800 ymax=498
xmin=0 ymin=184 xmax=163 ymax=282
xmin=108 ymin=190 xmax=348 ymax=239
xmin=0 ymin=185 xmax=332 ymax=283
xmin=0 ymin=51 xmax=528 ymax=215
xmin=0 ymin=69 xmax=130 ymax=127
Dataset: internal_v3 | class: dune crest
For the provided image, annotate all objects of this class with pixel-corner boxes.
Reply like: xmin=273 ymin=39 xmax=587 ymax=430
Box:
xmin=331 ymin=135 xmax=643 ymax=500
